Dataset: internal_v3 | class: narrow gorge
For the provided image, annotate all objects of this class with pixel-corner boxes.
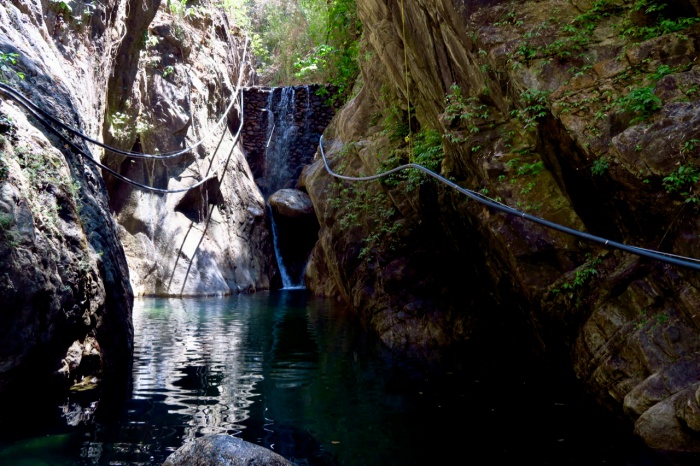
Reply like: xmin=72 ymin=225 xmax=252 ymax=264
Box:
xmin=1 ymin=0 xmax=700 ymax=463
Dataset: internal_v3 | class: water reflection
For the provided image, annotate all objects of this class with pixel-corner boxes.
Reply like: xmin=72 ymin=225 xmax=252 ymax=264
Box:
xmin=0 ymin=290 xmax=677 ymax=466
xmin=132 ymin=297 xmax=261 ymax=439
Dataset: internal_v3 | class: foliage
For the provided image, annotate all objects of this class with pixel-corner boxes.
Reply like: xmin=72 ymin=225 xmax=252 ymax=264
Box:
xmin=166 ymin=0 xmax=202 ymax=18
xmin=0 ymin=212 xmax=19 ymax=248
xmin=633 ymin=308 xmax=670 ymax=331
xmin=561 ymin=257 xmax=602 ymax=291
xmin=221 ymin=0 xmax=360 ymax=102
xmin=616 ymin=86 xmax=661 ymax=123
xmin=591 ymin=157 xmax=609 ymax=176
xmin=551 ymin=255 xmax=603 ymax=308
xmin=681 ymin=138 xmax=700 ymax=158
xmin=50 ymin=0 xmax=73 ymax=15
xmin=499 ymin=0 xmax=698 ymax=73
xmin=0 ymin=52 xmax=25 ymax=82
xmin=444 ymin=85 xmax=489 ymax=127
xmin=381 ymin=104 xmax=410 ymax=143
xmin=443 ymin=84 xmax=491 ymax=146
xmin=109 ymin=111 xmax=130 ymax=139
xmin=406 ymin=128 xmax=444 ymax=187
xmin=510 ymin=89 xmax=550 ymax=131
xmin=328 ymin=177 xmax=401 ymax=262
xmin=619 ymin=0 xmax=700 ymax=39
xmin=663 ymin=164 xmax=700 ymax=203
xmin=379 ymin=127 xmax=444 ymax=190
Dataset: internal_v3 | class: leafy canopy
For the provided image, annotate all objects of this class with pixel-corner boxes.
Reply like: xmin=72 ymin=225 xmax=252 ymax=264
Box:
xmin=219 ymin=0 xmax=361 ymax=101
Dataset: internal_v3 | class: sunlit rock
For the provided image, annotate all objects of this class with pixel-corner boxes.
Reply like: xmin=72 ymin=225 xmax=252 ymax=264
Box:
xmin=164 ymin=434 xmax=295 ymax=466
xmin=269 ymin=189 xmax=315 ymax=218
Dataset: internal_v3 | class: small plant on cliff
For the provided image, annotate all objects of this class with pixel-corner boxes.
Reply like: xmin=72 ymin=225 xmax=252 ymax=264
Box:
xmin=680 ymin=138 xmax=700 ymax=158
xmin=166 ymin=0 xmax=189 ymax=17
xmin=551 ymin=254 xmax=603 ymax=308
xmin=109 ymin=111 xmax=130 ymax=140
xmin=511 ymin=89 xmax=550 ymax=132
xmin=405 ymin=128 xmax=444 ymax=188
xmin=443 ymin=84 xmax=492 ymax=149
xmin=328 ymin=178 xmax=401 ymax=262
xmin=591 ymin=157 xmax=609 ymax=176
xmin=616 ymin=86 xmax=661 ymax=123
xmin=0 ymin=52 xmax=25 ymax=82
xmin=620 ymin=1 xmax=700 ymax=40
xmin=381 ymin=104 xmax=411 ymax=144
xmin=663 ymin=164 xmax=700 ymax=204
xmin=49 ymin=0 xmax=73 ymax=15
xmin=0 ymin=212 xmax=19 ymax=248
xmin=0 ymin=153 xmax=8 ymax=181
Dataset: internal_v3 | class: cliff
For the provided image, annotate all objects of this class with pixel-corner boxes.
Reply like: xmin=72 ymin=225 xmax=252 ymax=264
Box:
xmin=304 ymin=0 xmax=700 ymax=455
xmin=0 ymin=0 xmax=271 ymax=402
xmin=101 ymin=3 xmax=275 ymax=296
xmin=0 ymin=0 xmax=138 ymax=399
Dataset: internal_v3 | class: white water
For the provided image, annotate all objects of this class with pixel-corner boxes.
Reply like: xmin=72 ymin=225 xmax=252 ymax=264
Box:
xmin=263 ymin=87 xmax=312 ymax=289
xmin=269 ymin=206 xmax=305 ymax=289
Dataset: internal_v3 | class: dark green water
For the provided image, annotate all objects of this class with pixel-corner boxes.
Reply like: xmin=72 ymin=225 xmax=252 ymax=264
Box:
xmin=0 ymin=291 xmax=671 ymax=465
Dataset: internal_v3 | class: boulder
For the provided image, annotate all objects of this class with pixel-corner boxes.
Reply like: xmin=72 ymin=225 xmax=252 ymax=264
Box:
xmin=269 ymin=189 xmax=315 ymax=218
xmin=163 ymin=435 xmax=295 ymax=466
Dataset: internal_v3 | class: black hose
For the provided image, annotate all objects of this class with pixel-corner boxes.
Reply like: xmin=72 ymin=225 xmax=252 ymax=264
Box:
xmin=318 ymin=135 xmax=700 ymax=272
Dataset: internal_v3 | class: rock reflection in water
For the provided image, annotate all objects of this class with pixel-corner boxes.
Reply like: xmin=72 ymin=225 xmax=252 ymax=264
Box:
xmin=132 ymin=297 xmax=263 ymax=440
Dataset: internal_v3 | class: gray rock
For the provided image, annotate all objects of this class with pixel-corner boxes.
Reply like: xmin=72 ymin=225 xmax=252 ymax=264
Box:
xmin=269 ymin=189 xmax=315 ymax=218
xmin=163 ymin=435 xmax=296 ymax=466
xmin=104 ymin=7 xmax=276 ymax=297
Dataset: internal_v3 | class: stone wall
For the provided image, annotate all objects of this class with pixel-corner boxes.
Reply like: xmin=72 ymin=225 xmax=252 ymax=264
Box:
xmin=241 ymin=85 xmax=337 ymax=198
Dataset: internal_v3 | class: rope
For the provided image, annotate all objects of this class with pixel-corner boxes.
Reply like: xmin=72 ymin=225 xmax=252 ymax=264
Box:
xmin=1 ymin=86 xmax=244 ymax=193
xmin=0 ymin=37 xmax=249 ymax=160
xmin=0 ymin=36 xmax=251 ymax=193
xmin=400 ymin=0 xmax=413 ymax=161
xmin=318 ymin=135 xmax=700 ymax=272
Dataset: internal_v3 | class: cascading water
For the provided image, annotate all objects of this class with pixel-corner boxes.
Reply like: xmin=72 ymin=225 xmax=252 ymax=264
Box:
xmin=263 ymin=87 xmax=312 ymax=289
xmin=268 ymin=205 xmax=304 ymax=289
xmin=262 ymin=87 xmax=299 ymax=197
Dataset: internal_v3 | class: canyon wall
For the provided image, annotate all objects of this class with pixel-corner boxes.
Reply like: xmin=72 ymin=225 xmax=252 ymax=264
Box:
xmin=0 ymin=0 xmax=273 ymax=402
xmin=304 ymin=0 xmax=700 ymax=454
xmin=101 ymin=3 xmax=276 ymax=296
xmin=0 ymin=0 xmax=141 ymax=399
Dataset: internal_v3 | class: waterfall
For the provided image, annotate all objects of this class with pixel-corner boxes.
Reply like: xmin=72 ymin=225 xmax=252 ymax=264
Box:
xmin=268 ymin=206 xmax=305 ymax=290
xmin=262 ymin=87 xmax=298 ymax=198
xmin=263 ymin=87 xmax=313 ymax=290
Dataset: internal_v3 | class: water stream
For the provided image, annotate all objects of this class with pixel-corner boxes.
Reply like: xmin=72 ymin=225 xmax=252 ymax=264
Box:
xmin=269 ymin=206 xmax=305 ymax=289
xmin=0 ymin=292 xmax=665 ymax=465
xmin=261 ymin=86 xmax=314 ymax=288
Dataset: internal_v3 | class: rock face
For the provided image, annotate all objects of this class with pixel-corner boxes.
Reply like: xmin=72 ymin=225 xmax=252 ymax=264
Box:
xmin=101 ymin=3 xmax=276 ymax=296
xmin=0 ymin=0 xmax=134 ymax=397
xmin=304 ymin=0 xmax=700 ymax=454
xmin=164 ymin=435 xmax=295 ymax=466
